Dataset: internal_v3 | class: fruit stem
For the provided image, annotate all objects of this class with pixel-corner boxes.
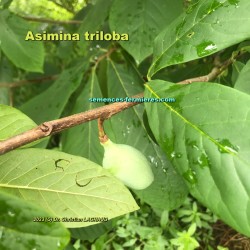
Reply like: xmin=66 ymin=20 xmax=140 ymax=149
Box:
xmin=98 ymin=118 xmax=108 ymax=143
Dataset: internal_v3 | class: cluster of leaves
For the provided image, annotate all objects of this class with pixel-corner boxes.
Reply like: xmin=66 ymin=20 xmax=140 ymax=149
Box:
xmin=74 ymin=197 xmax=223 ymax=250
xmin=0 ymin=0 xmax=250 ymax=249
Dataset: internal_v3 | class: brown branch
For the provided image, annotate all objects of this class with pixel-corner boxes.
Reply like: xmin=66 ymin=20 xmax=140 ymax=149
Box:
xmin=0 ymin=75 xmax=58 ymax=88
xmin=98 ymin=118 xmax=108 ymax=143
xmin=20 ymin=16 xmax=82 ymax=25
xmin=0 ymin=93 xmax=143 ymax=155
xmin=178 ymin=51 xmax=242 ymax=84
xmin=0 ymin=52 xmax=239 ymax=155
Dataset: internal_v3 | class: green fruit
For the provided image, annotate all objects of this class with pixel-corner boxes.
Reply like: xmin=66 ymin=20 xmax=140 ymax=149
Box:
xmin=101 ymin=139 xmax=154 ymax=190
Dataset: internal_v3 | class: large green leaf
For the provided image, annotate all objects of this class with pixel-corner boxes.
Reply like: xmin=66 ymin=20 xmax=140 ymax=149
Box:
xmin=109 ymin=0 xmax=183 ymax=64
xmin=105 ymin=59 xmax=188 ymax=210
xmin=0 ymin=148 xmax=139 ymax=228
xmin=148 ymin=0 xmax=250 ymax=77
xmin=144 ymin=80 xmax=250 ymax=236
xmin=61 ymin=68 xmax=103 ymax=165
xmin=234 ymin=60 xmax=250 ymax=94
xmin=0 ymin=104 xmax=37 ymax=141
xmin=0 ymin=191 xmax=70 ymax=250
xmin=0 ymin=10 xmax=44 ymax=72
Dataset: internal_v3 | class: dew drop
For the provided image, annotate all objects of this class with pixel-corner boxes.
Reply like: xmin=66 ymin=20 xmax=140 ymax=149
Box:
xmin=216 ymin=138 xmax=240 ymax=154
xmin=57 ymin=241 xmax=61 ymax=247
xmin=162 ymin=168 xmax=167 ymax=174
xmin=228 ymin=0 xmax=239 ymax=7
xmin=214 ymin=18 xmax=220 ymax=24
xmin=183 ymin=169 xmax=197 ymax=184
xmin=148 ymin=155 xmax=159 ymax=168
xmin=197 ymin=153 xmax=210 ymax=168
xmin=8 ymin=210 xmax=15 ymax=217
xmin=170 ymin=152 xmax=182 ymax=159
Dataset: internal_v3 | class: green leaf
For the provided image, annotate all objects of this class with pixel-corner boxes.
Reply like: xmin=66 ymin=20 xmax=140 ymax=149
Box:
xmin=77 ymin=0 xmax=113 ymax=50
xmin=105 ymin=59 xmax=188 ymax=210
xmin=70 ymin=220 xmax=113 ymax=242
xmin=0 ymin=89 xmax=9 ymax=105
xmin=0 ymin=104 xmax=37 ymax=141
xmin=231 ymin=61 xmax=245 ymax=85
xmin=0 ymin=57 xmax=13 ymax=105
xmin=0 ymin=190 xmax=70 ymax=250
xmin=148 ymin=0 xmax=250 ymax=77
xmin=0 ymin=0 xmax=13 ymax=8
xmin=61 ymin=68 xmax=103 ymax=165
xmin=20 ymin=63 xmax=88 ymax=148
xmin=145 ymin=80 xmax=250 ymax=236
xmin=0 ymin=148 xmax=139 ymax=228
xmin=0 ymin=10 xmax=44 ymax=72
xmin=234 ymin=60 xmax=250 ymax=94
xmin=109 ymin=0 xmax=183 ymax=64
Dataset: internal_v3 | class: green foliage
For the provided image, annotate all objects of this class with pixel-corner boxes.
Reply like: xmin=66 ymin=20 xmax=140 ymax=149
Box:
xmin=109 ymin=0 xmax=183 ymax=64
xmin=145 ymin=80 xmax=250 ymax=236
xmin=0 ymin=9 xmax=44 ymax=72
xmin=148 ymin=0 xmax=250 ymax=77
xmin=234 ymin=60 xmax=250 ymax=94
xmin=0 ymin=148 xmax=139 ymax=228
xmin=0 ymin=190 xmax=70 ymax=250
xmin=9 ymin=0 xmax=86 ymax=20
xmin=0 ymin=104 xmax=37 ymax=141
xmin=77 ymin=197 xmax=218 ymax=249
xmin=0 ymin=0 xmax=250 ymax=248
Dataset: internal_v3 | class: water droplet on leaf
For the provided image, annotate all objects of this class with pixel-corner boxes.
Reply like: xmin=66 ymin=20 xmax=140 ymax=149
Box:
xmin=216 ymin=138 xmax=240 ymax=154
xmin=8 ymin=210 xmax=15 ymax=217
xmin=183 ymin=169 xmax=197 ymax=184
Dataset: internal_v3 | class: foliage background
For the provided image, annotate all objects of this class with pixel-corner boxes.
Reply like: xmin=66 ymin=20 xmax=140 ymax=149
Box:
xmin=0 ymin=0 xmax=250 ymax=249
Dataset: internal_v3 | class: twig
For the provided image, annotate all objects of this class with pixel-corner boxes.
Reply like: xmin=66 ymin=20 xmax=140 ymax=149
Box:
xmin=0 ymin=53 xmax=238 ymax=155
xmin=95 ymin=48 xmax=116 ymax=65
xmin=20 ymin=16 xmax=82 ymax=25
xmin=0 ymin=75 xmax=58 ymax=88
xmin=178 ymin=51 xmax=242 ymax=84
xmin=0 ymin=93 xmax=143 ymax=155
xmin=98 ymin=118 xmax=108 ymax=143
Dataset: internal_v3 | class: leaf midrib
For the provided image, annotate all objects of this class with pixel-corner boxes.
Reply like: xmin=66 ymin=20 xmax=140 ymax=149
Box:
xmin=0 ymin=184 xmax=130 ymax=204
xmin=145 ymin=83 xmax=245 ymax=161
xmin=148 ymin=0 xmax=226 ymax=77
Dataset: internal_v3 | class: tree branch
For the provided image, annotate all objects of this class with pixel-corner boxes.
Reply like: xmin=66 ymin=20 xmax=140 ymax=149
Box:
xmin=0 ymin=52 xmax=239 ymax=155
xmin=20 ymin=16 xmax=82 ymax=24
xmin=178 ymin=51 xmax=242 ymax=84
xmin=0 ymin=93 xmax=143 ymax=155
xmin=0 ymin=75 xmax=58 ymax=88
